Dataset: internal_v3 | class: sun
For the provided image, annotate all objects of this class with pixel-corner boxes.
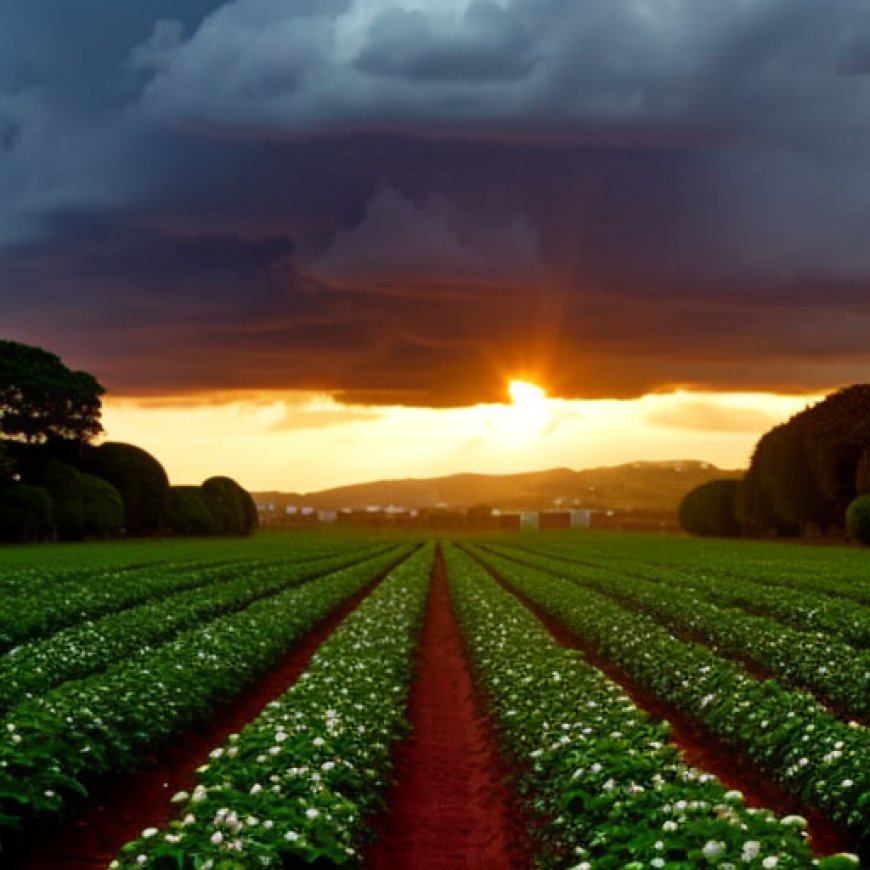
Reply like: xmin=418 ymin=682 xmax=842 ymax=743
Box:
xmin=508 ymin=379 xmax=547 ymax=407
xmin=489 ymin=379 xmax=552 ymax=441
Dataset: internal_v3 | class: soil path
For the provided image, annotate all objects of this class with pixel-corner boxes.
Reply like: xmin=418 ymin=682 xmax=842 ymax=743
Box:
xmin=365 ymin=546 xmax=532 ymax=870
xmin=17 ymin=563 xmax=398 ymax=870
xmin=482 ymin=562 xmax=857 ymax=858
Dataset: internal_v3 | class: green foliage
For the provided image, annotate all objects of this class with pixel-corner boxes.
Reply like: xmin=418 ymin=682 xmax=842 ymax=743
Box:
xmin=79 ymin=472 xmax=124 ymax=538
xmin=846 ymin=495 xmax=870 ymax=545
xmin=0 ymin=547 xmax=411 ymax=837
xmin=115 ymin=546 xmax=431 ymax=868
xmin=0 ymin=443 xmax=15 ymax=484
xmin=0 ymin=485 xmax=54 ymax=542
xmin=0 ymin=339 xmax=104 ymax=445
xmin=79 ymin=442 xmax=169 ymax=534
xmin=678 ymin=478 xmax=742 ymax=537
xmin=37 ymin=460 xmax=122 ymax=540
xmin=201 ymin=476 xmax=258 ymax=536
xmin=41 ymin=460 xmax=86 ymax=539
xmin=165 ymin=485 xmax=218 ymax=536
xmin=450 ymin=545 xmax=820 ymax=868
xmin=474 ymin=545 xmax=870 ymax=841
xmin=741 ymin=386 xmax=870 ymax=535
xmin=0 ymin=547 xmax=390 ymax=710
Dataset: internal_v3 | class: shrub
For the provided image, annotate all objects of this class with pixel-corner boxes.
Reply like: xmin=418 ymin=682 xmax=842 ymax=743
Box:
xmin=0 ymin=484 xmax=54 ymax=542
xmin=40 ymin=460 xmax=123 ymax=539
xmin=200 ymin=476 xmax=258 ymax=536
xmin=79 ymin=472 xmax=124 ymax=538
xmin=80 ymin=442 xmax=169 ymax=533
xmin=42 ymin=459 xmax=86 ymax=539
xmin=846 ymin=495 xmax=870 ymax=545
xmin=165 ymin=486 xmax=218 ymax=536
xmin=679 ymin=479 xmax=743 ymax=537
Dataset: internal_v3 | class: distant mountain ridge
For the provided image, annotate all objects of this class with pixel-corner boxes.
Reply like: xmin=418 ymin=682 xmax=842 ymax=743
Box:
xmin=254 ymin=460 xmax=741 ymax=514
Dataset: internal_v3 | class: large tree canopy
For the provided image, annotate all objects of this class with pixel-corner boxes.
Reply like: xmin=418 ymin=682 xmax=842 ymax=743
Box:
xmin=0 ymin=340 xmax=104 ymax=445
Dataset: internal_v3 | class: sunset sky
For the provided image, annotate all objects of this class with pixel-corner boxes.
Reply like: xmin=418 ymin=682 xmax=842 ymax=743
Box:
xmin=3 ymin=1 xmax=870 ymax=491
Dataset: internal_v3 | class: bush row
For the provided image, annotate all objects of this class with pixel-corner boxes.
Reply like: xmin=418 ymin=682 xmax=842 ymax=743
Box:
xmin=113 ymin=544 xmax=433 ymax=868
xmin=470 ymin=545 xmax=870 ymax=860
xmin=0 ymin=545 xmax=413 ymax=842
xmin=446 ymin=545 xmax=841 ymax=869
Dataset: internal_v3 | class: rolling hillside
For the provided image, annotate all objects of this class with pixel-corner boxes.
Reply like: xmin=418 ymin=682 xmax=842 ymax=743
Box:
xmin=255 ymin=460 xmax=741 ymax=514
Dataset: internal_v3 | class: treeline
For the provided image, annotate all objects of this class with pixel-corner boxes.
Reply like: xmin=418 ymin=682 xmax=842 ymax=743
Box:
xmin=0 ymin=340 xmax=257 ymax=543
xmin=680 ymin=385 xmax=870 ymax=544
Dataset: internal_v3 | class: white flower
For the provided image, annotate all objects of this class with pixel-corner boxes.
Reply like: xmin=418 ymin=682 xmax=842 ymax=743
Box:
xmin=141 ymin=828 xmax=158 ymax=839
xmin=210 ymin=831 xmax=223 ymax=845
xmin=702 ymin=840 xmax=725 ymax=863
xmin=781 ymin=815 xmax=808 ymax=829
xmin=741 ymin=841 xmax=760 ymax=862
xmin=305 ymin=808 xmax=320 ymax=820
xmin=250 ymin=783 xmax=263 ymax=795
xmin=762 ymin=858 xmax=778 ymax=869
xmin=285 ymin=830 xmax=300 ymax=842
xmin=170 ymin=791 xmax=189 ymax=803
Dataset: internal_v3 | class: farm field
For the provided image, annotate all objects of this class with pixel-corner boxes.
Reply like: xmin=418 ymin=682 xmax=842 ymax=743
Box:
xmin=0 ymin=531 xmax=868 ymax=868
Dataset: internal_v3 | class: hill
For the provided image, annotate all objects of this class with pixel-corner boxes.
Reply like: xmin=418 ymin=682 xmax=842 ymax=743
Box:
xmin=254 ymin=460 xmax=741 ymax=514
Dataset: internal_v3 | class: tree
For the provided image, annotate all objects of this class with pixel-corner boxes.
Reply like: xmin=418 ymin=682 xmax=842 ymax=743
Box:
xmin=80 ymin=473 xmax=124 ymax=538
xmin=165 ymin=486 xmax=219 ymax=536
xmin=79 ymin=442 xmax=169 ymax=534
xmin=679 ymin=479 xmax=743 ymax=537
xmin=39 ymin=459 xmax=123 ymax=539
xmin=201 ymin=476 xmax=258 ymax=536
xmin=0 ymin=340 xmax=104 ymax=445
xmin=846 ymin=495 xmax=870 ymax=545
xmin=42 ymin=460 xmax=86 ymax=539
xmin=0 ymin=484 xmax=54 ymax=542
xmin=0 ymin=442 xmax=15 ymax=484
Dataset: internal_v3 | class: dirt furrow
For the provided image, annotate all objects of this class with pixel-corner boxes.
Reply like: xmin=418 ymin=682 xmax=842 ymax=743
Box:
xmin=365 ymin=546 xmax=531 ymax=870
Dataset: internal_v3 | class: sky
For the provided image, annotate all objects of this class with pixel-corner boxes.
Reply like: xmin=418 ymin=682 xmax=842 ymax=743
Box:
xmin=2 ymin=1 xmax=870 ymax=490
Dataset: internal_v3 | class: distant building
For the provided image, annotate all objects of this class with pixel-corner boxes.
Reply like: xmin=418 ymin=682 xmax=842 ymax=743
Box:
xmin=520 ymin=511 xmax=539 ymax=530
xmin=570 ymin=509 xmax=592 ymax=529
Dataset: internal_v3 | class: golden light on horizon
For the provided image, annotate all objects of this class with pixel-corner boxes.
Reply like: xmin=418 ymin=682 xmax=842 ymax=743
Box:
xmin=101 ymin=388 xmax=827 ymax=492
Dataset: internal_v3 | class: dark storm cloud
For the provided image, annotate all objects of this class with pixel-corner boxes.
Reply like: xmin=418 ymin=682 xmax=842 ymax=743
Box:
xmin=4 ymin=0 xmax=870 ymax=405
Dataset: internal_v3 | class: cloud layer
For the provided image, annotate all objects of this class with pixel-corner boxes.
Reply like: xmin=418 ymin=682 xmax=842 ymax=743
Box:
xmin=3 ymin=1 xmax=870 ymax=405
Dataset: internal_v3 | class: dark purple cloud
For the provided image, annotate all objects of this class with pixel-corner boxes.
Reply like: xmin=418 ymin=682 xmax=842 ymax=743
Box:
xmin=3 ymin=1 xmax=870 ymax=405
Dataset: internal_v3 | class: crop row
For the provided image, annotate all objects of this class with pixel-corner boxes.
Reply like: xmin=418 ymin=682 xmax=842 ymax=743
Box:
xmin=445 ymin=545 xmax=841 ymax=869
xmin=484 ymin=544 xmax=870 ymax=719
xmin=0 ymin=542 xmax=385 ymax=653
xmin=0 ymin=544 xmax=415 ymax=843
xmin=0 ymin=545 xmax=398 ymax=712
xmin=508 ymin=539 xmax=870 ymax=649
xmin=467 ymin=545 xmax=870 ymax=851
xmin=113 ymin=543 xmax=434 ymax=868
xmin=516 ymin=535 xmax=870 ymax=607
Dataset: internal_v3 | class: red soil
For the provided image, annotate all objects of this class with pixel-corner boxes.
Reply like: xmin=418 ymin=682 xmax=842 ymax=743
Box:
xmin=365 ymin=547 xmax=533 ymax=870
xmin=17 ymin=570 xmax=392 ymax=870
xmin=498 ymin=578 xmax=856 ymax=858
